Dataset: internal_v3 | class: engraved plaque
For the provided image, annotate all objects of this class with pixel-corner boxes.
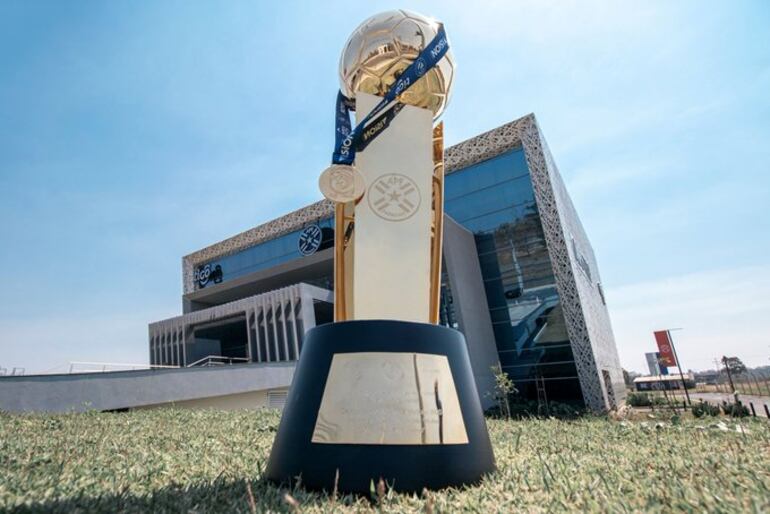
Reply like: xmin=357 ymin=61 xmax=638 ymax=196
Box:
xmin=312 ymin=352 xmax=468 ymax=445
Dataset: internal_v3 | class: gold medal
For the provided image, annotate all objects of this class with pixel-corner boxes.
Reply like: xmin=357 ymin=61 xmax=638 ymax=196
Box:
xmin=319 ymin=164 xmax=365 ymax=203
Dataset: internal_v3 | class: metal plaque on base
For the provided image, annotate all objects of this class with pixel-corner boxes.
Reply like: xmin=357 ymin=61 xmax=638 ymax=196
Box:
xmin=264 ymin=320 xmax=495 ymax=493
xmin=312 ymin=351 xmax=468 ymax=445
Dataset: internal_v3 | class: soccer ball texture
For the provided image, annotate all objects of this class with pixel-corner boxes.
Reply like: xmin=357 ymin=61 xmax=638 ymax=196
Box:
xmin=339 ymin=9 xmax=455 ymax=119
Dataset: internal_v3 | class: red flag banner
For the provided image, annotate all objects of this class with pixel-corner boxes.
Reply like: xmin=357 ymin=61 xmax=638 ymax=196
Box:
xmin=654 ymin=330 xmax=677 ymax=367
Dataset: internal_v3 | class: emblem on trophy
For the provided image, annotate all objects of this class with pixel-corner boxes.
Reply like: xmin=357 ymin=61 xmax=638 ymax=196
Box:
xmin=367 ymin=173 xmax=421 ymax=222
xmin=267 ymin=9 xmax=495 ymax=493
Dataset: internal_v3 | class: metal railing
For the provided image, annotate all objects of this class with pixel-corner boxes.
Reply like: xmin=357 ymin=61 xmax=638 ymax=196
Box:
xmin=186 ymin=355 xmax=250 ymax=368
xmin=0 ymin=367 xmax=25 ymax=376
xmin=67 ymin=361 xmax=179 ymax=374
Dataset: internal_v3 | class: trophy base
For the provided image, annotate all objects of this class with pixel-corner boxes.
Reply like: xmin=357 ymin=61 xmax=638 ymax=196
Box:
xmin=264 ymin=320 xmax=496 ymax=494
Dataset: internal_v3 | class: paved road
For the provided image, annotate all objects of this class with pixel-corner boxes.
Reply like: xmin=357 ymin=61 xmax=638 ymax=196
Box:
xmin=687 ymin=392 xmax=770 ymax=419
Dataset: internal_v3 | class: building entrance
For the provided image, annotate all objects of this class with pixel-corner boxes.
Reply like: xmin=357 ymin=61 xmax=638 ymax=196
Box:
xmin=188 ymin=317 xmax=249 ymax=366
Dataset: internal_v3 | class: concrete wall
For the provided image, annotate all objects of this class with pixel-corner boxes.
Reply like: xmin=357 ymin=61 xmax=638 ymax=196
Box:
xmin=443 ymin=215 xmax=501 ymax=410
xmin=135 ymin=388 xmax=289 ymax=410
xmin=0 ymin=362 xmax=295 ymax=413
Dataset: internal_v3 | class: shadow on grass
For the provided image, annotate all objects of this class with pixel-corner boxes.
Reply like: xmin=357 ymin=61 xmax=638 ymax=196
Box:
xmin=6 ymin=475 xmax=368 ymax=514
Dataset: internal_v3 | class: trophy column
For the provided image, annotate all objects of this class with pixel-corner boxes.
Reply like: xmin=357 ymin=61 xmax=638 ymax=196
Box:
xmin=352 ymin=92 xmax=434 ymax=322
xmin=333 ymin=117 xmax=446 ymax=324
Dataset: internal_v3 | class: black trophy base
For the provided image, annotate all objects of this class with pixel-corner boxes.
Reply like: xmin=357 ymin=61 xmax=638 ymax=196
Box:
xmin=265 ymin=319 xmax=496 ymax=494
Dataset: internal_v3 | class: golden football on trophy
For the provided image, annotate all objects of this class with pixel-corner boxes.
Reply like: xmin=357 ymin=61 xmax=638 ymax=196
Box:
xmin=339 ymin=9 xmax=455 ymax=119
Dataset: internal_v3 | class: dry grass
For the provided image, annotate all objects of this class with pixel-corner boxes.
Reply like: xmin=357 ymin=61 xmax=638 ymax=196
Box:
xmin=1 ymin=408 xmax=769 ymax=513
xmin=690 ymin=382 xmax=770 ymax=397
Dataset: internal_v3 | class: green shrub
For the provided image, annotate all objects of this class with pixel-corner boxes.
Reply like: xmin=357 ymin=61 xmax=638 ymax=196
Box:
xmin=547 ymin=401 xmax=584 ymax=419
xmin=627 ymin=392 xmax=652 ymax=407
xmin=722 ymin=402 xmax=750 ymax=417
xmin=627 ymin=392 xmax=687 ymax=409
xmin=490 ymin=364 xmax=516 ymax=419
xmin=691 ymin=401 xmax=720 ymax=418
xmin=507 ymin=399 xmax=541 ymax=418
xmin=501 ymin=398 xmax=584 ymax=419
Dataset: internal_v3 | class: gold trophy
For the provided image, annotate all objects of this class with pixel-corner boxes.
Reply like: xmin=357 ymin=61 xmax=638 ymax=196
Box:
xmin=267 ymin=10 xmax=495 ymax=493
xmin=323 ymin=9 xmax=455 ymax=324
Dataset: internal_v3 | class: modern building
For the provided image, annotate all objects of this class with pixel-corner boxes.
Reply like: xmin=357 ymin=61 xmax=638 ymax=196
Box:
xmin=149 ymin=114 xmax=625 ymax=413
xmin=0 ymin=113 xmax=625 ymax=414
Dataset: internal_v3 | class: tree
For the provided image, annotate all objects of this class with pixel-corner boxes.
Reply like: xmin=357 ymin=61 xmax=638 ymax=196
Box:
xmin=722 ymin=356 xmax=747 ymax=375
xmin=721 ymin=356 xmax=747 ymax=395
xmin=490 ymin=364 xmax=516 ymax=419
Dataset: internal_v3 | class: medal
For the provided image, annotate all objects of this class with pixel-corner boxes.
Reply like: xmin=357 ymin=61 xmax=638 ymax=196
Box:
xmin=319 ymin=164 xmax=365 ymax=203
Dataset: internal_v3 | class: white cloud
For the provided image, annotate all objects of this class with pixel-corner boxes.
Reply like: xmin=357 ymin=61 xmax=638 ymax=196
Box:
xmin=607 ymin=265 xmax=770 ymax=373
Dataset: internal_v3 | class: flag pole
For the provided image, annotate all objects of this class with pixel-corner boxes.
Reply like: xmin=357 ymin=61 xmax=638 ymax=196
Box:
xmin=667 ymin=329 xmax=691 ymax=405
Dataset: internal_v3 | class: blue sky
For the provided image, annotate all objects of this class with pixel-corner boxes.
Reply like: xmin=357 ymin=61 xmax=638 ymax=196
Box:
xmin=0 ymin=1 xmax=768 ymax=374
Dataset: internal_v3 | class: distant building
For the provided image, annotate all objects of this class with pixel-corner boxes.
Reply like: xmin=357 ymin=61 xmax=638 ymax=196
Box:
xmin=633 ymin=374 xmax=695 ymax=391
xmin=694 ymin=370 xmax=719 ymax=385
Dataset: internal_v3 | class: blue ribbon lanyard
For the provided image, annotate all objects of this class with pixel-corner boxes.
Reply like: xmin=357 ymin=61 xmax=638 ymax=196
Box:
xmin=332 ymin=25 xmax=449 ymax=166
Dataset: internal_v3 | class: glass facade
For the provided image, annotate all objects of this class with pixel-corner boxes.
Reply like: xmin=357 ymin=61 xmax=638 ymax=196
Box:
xmin=442 ymin=148 xmax=583 ymax=407
xmin=198 ymin=147 xmax=583 ymax=407
xmin=196 ymin=218 xmax=334 ymax=289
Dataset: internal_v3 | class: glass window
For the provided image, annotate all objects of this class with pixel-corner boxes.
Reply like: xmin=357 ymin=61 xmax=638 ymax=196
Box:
xmin=443 ymin=148 xmax=584 ymax=407
xmin=444 ymin=147 xmax=529 ymax=200
xmin=196 ymin=217 xmax=334 ymax=289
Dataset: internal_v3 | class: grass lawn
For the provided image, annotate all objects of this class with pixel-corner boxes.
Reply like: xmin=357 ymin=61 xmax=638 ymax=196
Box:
xmin=1 ymin=409 xmax=768 ymax=513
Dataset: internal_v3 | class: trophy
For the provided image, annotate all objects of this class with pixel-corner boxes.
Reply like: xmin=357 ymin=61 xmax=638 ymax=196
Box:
xmin=266 ymin=9 xmax=495 ymax=493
